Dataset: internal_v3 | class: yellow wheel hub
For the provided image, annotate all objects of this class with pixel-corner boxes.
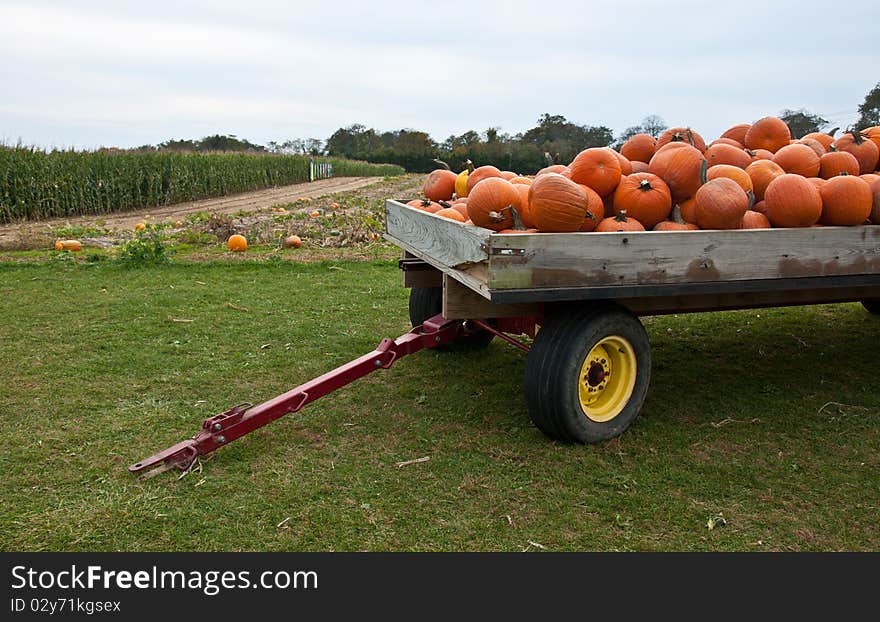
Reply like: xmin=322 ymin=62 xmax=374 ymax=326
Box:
xmin=577 ymin=336 xmax=637 ymax=422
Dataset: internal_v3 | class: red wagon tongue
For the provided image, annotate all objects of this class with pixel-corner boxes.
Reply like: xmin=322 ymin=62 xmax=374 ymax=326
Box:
xmin=129 ymin=315 xmax=466 ymax=478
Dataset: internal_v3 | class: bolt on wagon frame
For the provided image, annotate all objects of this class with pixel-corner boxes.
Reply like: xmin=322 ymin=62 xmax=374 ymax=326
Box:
xmin=129 ymin=200 xmax=880 ymax=477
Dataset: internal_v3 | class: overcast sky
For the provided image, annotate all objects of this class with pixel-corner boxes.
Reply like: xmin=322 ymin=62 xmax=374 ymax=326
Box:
xmin=1 ymin=0 xmax=877 ymax=149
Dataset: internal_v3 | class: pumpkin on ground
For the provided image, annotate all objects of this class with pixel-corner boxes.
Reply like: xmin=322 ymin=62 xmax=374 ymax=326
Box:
xmin=694 ymin=178 xmax=749 ymax=230
xmin=745 ymin=117 xmax=791 ymax=153
xmin=772 ymin=143 xmax=820 ymax=177
xmin=423 ymin=169 xmax=457 ymax=201
xmin=819 ymin=151 xmax=861 ymax=179
xmin=54 ymin=239 xmax=82 ymax=251
xmin=227 ymin=234 xmax=248 ymax=252
xmin=763 ymin=174 xmax=823 ymax=227
xmin=527 ymin=173 xmax=588 ymax=232
xmin=818 ymin=175 xmax=873 ymax=226
xmin=612 ymin=173 xmax=672 ymax=229
xmin=595 ymin=211 xmax=646 ymax=232
xmin=648 ymin=143 xmax=706 ymax=202
xmin=282 ymin=234 xmax=303 ymax=249
xmin=466 ymin=177 xmax=520 ymax=231
xmin=569 ymin=148 xmax=622 ymax=197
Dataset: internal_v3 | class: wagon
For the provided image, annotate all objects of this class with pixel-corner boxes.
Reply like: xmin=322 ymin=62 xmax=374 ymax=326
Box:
xmin=129 ymin=200 xmax=880 ymax=477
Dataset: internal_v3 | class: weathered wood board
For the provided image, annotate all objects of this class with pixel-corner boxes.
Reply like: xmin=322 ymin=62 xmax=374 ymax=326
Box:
xmin=386 ymin=199 xmax=880 ymax=305
xmin=488 ymin=226 xmax=880 ymax=291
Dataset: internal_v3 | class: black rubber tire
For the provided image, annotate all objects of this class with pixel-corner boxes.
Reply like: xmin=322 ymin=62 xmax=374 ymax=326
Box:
xmin=862 ymin=300 xmax=880 ymax=315
xmin=524 ymin=304 xmax=651 ymax=443
xmin=408 ymin=287 xmax=494 ymax=350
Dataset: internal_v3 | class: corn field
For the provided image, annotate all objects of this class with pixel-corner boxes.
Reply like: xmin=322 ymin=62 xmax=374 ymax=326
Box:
xmin=0 ymin=146 xmax=404 ymax=222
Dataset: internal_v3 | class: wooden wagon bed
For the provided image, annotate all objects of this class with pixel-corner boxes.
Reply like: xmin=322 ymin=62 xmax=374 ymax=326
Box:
xmin=385 ymin=199 xmax=880 ymax=318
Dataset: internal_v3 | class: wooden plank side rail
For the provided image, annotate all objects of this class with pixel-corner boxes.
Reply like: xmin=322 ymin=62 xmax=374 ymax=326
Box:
xmin=385 ymin=200 xmax=491 ymax=269
xmin=488 ymin=226 xmax=880 ymax=291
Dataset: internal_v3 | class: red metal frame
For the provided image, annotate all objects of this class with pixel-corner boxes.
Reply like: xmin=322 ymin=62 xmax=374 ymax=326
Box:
xmin=129 ymin=314 xmax=465 ymax=478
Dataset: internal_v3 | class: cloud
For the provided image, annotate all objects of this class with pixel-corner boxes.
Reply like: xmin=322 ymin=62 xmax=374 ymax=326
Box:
xmin=1 ymin=0 xmax=876 ymax=148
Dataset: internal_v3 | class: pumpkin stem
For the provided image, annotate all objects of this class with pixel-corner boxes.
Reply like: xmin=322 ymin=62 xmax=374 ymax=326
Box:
xmin=432 ymin=158 xmax=451 ymax=171
xmin=747 ymin=189 xmax=755 ymax=210
xmin=828 ymin=127 xmax=839 ymax=138
xmin=614 ymin=210 xmax=629 ymax=223
xmin=699 ymin=159 xmax=708 ymax=185
xmin=846 ymin=127 xmax=865 ymax=145
xmin=420 ymin=198 xmax=432 ymax=207
xmin=438 ymin=200 xmax=452 ymax=208
xmin=669 ymin=204 xmax=685 ymax=224
xmin=637 ymin=178 xmax=654 ymax=192
xmin=509 ymin=204 xmax=526 ymax=230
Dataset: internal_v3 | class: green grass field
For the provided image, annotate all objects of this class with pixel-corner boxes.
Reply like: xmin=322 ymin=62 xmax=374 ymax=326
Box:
xmin=1 ymin=259 xmax=878 ymax=551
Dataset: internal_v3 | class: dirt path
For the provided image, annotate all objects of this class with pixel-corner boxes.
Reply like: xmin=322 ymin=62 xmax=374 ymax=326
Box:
xmin=0 ymin=176 xmax=382 ymax=248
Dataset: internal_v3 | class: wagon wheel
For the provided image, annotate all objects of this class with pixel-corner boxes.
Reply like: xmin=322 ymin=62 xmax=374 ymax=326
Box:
xmin=524 ymin=304 xmax=651 ymax=443
xmin=862 ymin=299 xmax=880 ymax=315
xmin=408 ymin=287 xmax=494 ymax=350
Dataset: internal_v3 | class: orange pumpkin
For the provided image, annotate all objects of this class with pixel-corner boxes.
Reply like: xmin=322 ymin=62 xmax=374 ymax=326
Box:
xmin=595 ymin=211 xmax=646 ymax=232
xmin=496 ymin=228 xmax=539 ymax=234
xmin=227 ymin=234 xmax=247 ymax=252
xmin=709 ymin=137 xmax=745 ymax=149
xmin=752 ymin=200 xmax=767 ymax=215
xmin=435 ymin=207 xmax=467 ymax=222
xmin=648 ymin=143 xmax=706 ymax=202
xmin=866 ymin=176 xmax=880 ymax=224
xmin=740 ymin=210 xmax=771 ymax=229
xmin=578 ymin=185 xmax=605 ymax=232
xmin=466 ymin=165 xmax=503 ymax=194
xmin=54 ymin=239 xmax=82 ymax=251
xmin=720 ymin=123 xmax=751 ymax=145
xmin=407 ymin=198 xmax=442 ymax=213
xmin=282 ymin=234 xmax=303 ymax=249
xmin=772 ymin=143 xmax=820 ymax=177
xmin=423 ymin=169 xmax=457 ymax=201
xmin=569 ymin=148 xmax=622 ymax=197
xmin=764 ymin=174 xmax=822 ymax=227
xmin=500 ymin=171 xmax=518 ymax=180
xmin=630 ymin=161 xmax=650 ymax=173
xmin=535 ymin=164 xmax=568 ymax=176
xmin=612 ymin=173 xmax=672 ymax=229
xmin=802 ymin=132 xmax=836 ymax=152
xmin=612 ymin=150 xmax=633 ymax=176
xmin=707 ymin=164 xmax=753 ymax=193
xmin=747 ymin=148 xmax=775 ymax=162
xmin=509 ymin=176 xmax=533 ymax=185
xmin=678 ymin=197 xmax=698 ymax=224
xmin=818 ymin=175 xmax=872 ymax=226
xmin=451 ymin=203 xmax=469 ymax=218
xmin=620 ymin=134 xmax=656 ymax=163
xmin=860 ymin=127 xmax=880 ymax=166
xmin=807 ymin=177 xmax=826 ymax=192
xmin=833 ymin=131 xmax=879 ymax=175
xmin=745 ymin=117 xmax=791 ymax=153
xmin=797 ymin=137 xmax=826 ymax=158
xmin=527 ymin=173 xmax=588 ymax=232
xmin=705 ymin=143 xmax=751 ymax=169
xmin=466 ymin=178 xmax=520 ymax=231
xmin=694 ymin=178 xmax=749 ymax=230
xmin=819 ymin=151 xmax=860 ymax=179
xmin=745 ymin=160 xmax=785 ymax=201
xmin=515 ymin=184 xmax=534 ymax=228
xmin=656 ymin=127 xmax=706 ymax=152
xmin=653 ymin=220 xmax=699 ymax=231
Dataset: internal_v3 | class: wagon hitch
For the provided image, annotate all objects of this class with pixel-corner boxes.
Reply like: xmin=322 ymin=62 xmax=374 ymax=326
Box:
xmin=129 ymin=314 xmax=463 ymax=478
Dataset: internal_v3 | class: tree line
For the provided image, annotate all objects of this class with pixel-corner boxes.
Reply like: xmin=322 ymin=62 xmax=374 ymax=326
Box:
xmin=140 ymin=83 xmax=880 ymax=175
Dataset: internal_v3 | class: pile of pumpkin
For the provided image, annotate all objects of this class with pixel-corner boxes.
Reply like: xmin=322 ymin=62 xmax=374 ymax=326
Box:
xmin=410 ymin=119 xmax=880 ymax=233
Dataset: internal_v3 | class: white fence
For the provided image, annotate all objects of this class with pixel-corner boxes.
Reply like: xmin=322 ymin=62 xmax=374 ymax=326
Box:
xmin=309 ymin=160 xmax=333 ymax=182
